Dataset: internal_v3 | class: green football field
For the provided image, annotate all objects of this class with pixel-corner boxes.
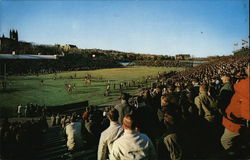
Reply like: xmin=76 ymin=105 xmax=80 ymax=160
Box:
xmin=0 ymin=66 xmax=184 ymax=117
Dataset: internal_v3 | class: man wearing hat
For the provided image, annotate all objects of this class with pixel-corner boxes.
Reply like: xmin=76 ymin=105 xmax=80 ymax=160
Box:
xmin=114 ymin=93 xmax=132 ymax=124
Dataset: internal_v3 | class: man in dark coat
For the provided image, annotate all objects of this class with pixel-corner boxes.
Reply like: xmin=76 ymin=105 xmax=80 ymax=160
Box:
xmin=217 ymin=75 xmax=234 ymax=114
xmin=114 ymin=93 xmax=132 ymax=124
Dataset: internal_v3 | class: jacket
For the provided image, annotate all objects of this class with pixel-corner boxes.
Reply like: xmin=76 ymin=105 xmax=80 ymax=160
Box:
xmin=222 ymin=77 xmax=250 ymax=133
xmin=110 ymin=130 xmax=157 ymax=160
xmin=114 ymin=100 xmax=132 ymax=124
xmin=97 ymin=122 xmax=123 ymax=160
xmin=194 ymin=93 xmax=217 ymax=122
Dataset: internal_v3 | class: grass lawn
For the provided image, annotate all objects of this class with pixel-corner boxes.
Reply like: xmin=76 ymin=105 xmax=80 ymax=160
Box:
xmin=0 ymin=66 xmax=184 ymax=117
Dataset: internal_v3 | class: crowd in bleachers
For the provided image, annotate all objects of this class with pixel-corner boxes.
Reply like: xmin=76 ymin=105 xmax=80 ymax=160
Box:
xmin=0 ymin=55 xmax=249 ymax=159
xmin=0 ymin=54 xmax=120 ymax=76
xmin=59 ymin=55 xmax=249 ymax=160
xmin=17 ymin=103 xmax=47 ymax=118
xmin=132 ymin=60 xmax=192 ymax=67
xmin=0 ymin=117 xmax=48 ymax=160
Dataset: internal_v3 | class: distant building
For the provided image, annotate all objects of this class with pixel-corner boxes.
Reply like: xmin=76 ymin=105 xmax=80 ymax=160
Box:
xmin=10 ymin=30 xmax=18 ymax=41
xmin=60 ymin=44 xmax=78 ymax=51
xmin=175 ymin=54 xmax=191 ymax=60
xmin=0 ymin=30 xmax=19 ymax=53
xmin=0 ymin=30 xmax=32 ymax=54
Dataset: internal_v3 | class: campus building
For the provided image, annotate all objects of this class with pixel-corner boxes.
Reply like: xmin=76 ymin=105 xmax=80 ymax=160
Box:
xmin=0 ymin=29 xmax=32 ymax=54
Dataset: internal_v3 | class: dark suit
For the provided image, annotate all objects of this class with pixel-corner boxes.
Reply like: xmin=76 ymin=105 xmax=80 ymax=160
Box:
xmin=114 ymin=100 xmax=132 ymax=124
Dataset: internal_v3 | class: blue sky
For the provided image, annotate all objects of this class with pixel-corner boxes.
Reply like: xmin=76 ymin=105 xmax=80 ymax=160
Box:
xmin=0 ymin=0 xmax=249 ymax=57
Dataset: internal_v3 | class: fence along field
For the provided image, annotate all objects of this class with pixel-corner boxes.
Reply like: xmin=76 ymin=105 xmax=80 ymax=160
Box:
xmin=0 ymin=66 xmax=184 ymax=117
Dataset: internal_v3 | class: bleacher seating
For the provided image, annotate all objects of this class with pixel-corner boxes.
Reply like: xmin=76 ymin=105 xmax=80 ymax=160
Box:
xmin=35 ymin=126 xmax=97 ymax=160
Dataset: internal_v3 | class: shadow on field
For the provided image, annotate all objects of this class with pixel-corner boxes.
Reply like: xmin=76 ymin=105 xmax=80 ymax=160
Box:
xmin=87 ymin=84 xmax=107 ymax=87
xmin=0 ymin=89 xmax=21 ymax=93
xmin=13 ymin=77 xmax=53 ymax=81
xmin=73 ymin=90 xmax=89 ymax=94
xmin=43 ymin=84 xmax=60 ymax=87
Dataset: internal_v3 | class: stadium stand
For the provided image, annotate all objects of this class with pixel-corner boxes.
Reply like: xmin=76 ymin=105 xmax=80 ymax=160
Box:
xmin=1 ymin=54 xmax=249 ymax=160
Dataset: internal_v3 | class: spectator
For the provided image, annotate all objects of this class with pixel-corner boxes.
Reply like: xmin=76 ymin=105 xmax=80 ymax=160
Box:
xmin=84 ymin=112 xmax=102 ymax=146
xmin=17 ymin=104 xmax=22 ymax=117
xmin=50 ymin=114 xmax=56 ymax=127
xmin=61 ymin=115 xmax=66 ymax=129
xmin=98 ymin=108 xmax=123 ymax=160
xmin=24 ymin=104 xmax=28 ymax=117
xmin=133 ymin=96 xmax=156 ymax=139
xmin=0 ymin=118 xmax=44 ymax=159
xmin=221 ymin=63 xmax=250 ymax=156
xmin=159 ymin=108 xmax=184 ymax=160
xmin=110 ymin=114 xmax=157 ymax=160
xmin=114 ymin=93 xmax=133 ymax=124
xmin=217 ymin=75 xmax=234 ymax=114
xmin=194 ymin=85 xmax=218 ymax=123
xmin=65 ymin=115 xmax=84 ymax=152
xmin=192 ymin=79 xmax=200 ymax=98
xmin=82 ymin=106 xmax=92 ymax=121
xmin=56 ymin=113 xmax=61 ymax=126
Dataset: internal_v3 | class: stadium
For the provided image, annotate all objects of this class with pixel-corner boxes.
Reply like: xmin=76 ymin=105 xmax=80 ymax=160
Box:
xmin=0 ymin=1 xmax=249 ymax=160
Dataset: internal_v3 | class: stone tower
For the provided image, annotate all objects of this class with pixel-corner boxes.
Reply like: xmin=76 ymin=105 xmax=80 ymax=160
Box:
xmin=9 ymin=29 xmax=18 ymax=41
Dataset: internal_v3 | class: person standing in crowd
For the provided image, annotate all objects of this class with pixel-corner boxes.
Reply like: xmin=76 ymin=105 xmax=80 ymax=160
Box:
xmin=65 ymin=115 xmax=84 ymax=152
xmin=110 ymin=114 xmax=157 ymax=160
xmin=98 ymin=108 xmax=123 ymax=160
xmin=84 ymin=111 xmax=103 ymax=146
xmin=194 ymin=84 xmax=220 ymax=154
xmin=133 ymin=96 xmax=156 ymax=139
xmin=161 ymin=108 xmax=184 ymax=160
xmin=194 ymin=85 xmax=217 ymax=123
xmin=60 ymin=115 xmax=66 ymax=129
xmin=114 ymin=93 xmax=132 ymax=124
xmin=56 ymin=113 xmax=61 ymax=126
xmin=217 ymin=75 xmax=234 ymax=115
xmin=221 ymin=63 xmax=250 ymax=156
xmin=192 ymin=79 xmax=200 ymax=98
xmin=157 ymin=95 xmax=169 ymax=122
xmin=17 ymin=104 xmax=22 ymax=117
xmin=50 ymin=114 xmax=56 ymax=127
xmin=82 ymin=106 xmax=92 ymax=121
xmin=24 ymin=104 xmax=28 ymax=117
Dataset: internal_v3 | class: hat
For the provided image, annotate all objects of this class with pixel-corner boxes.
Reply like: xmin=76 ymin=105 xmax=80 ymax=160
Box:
xmin=120 ymin=93 xmax=131 ymax=100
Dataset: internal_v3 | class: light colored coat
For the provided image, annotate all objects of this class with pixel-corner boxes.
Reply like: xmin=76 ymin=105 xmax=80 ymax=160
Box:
xmin=110 ymin=130 xmax=157 ymax=160
xmin=65 ymin=121 xmax=84 ymax=151
xmin=98 ymin=121 xmax=123 ymax=160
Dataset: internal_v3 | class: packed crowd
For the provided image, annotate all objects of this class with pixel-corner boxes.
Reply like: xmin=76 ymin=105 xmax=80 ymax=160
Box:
xmin=133 ymin=60 xmax=192 ymax=67
xmin=1 ymin=55 xmax=249 ymax=160
xmin=0 ymin=117 xmax=48 ymax=159
xmin=61 ymin=55 xmax=249 ymax=160
xmin=0 ymin=54 xmax=120 ymax=76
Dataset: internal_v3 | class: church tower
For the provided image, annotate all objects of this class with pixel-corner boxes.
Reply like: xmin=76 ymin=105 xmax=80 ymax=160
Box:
xmin=9 ymin=29 xmax=18 ymax=41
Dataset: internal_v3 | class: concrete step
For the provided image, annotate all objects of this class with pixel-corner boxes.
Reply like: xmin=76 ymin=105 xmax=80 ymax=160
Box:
xmin=37 ymin=147 xmax=68 ymax=159
xmin=38 ymin=144 xmax=67 ymax=153
xmin=46 ymin=137 xmax=66 ymax=143
xmin=41 ymin=139 xmax=66 ymax=147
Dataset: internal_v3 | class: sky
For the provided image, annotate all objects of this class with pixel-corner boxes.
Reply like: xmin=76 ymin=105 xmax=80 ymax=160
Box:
xmin=0 ymin=0 xmax=249 ymax=57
